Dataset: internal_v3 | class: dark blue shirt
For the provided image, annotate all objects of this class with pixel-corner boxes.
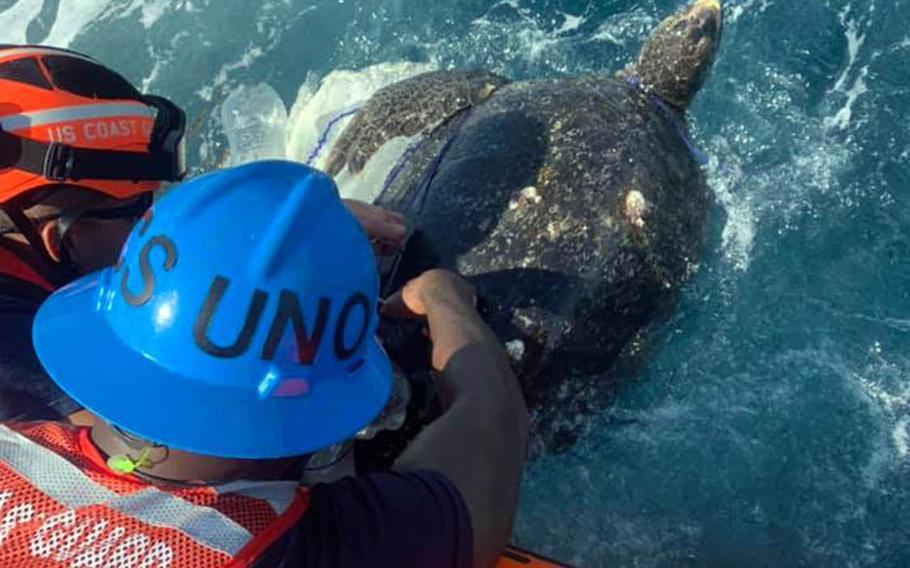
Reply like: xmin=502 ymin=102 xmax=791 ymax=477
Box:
xmin=0 ymin=288 xmax=472 ymax=568
xmin=0 ymin=289 xmax=80 ymax=420
xmin=259 ymin=470 xmax=473 ymax=568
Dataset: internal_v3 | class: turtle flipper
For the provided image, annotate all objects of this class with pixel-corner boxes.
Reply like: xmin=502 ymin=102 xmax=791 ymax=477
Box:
xmin=625 ymin=0 xmax=723 ymax=111
xmin=325 ymin=69 xmax=508 ymax=176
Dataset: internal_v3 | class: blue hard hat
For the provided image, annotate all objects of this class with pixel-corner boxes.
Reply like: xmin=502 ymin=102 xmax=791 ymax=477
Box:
xmin=33 ymin=161 xmax=392 ymax=459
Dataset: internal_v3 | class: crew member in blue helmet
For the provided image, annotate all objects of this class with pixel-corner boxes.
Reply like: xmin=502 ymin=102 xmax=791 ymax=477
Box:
xmin=4 ymin=162 xmax=528 ymax=567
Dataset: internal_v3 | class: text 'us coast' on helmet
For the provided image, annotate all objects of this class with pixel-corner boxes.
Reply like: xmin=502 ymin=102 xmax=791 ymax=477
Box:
xmin=0 ymin=45 xmax=186 ymax=202
xmin=33 ymin=161 xmax=393 ymax=459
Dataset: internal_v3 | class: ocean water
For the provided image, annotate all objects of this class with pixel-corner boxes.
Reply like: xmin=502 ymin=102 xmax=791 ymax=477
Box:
xmin=3 ymin=0 xmax=909 ymax=565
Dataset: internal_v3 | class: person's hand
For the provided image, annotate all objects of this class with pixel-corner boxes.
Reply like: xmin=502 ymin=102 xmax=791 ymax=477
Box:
xmin=381 ymin=269 xmax=476 ymax=320
xmin=343 ymin=199 xmax=407 ymax=256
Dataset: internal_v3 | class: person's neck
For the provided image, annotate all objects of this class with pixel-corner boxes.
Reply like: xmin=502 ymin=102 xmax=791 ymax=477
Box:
xmin=90 ymin=421 xmax=300 ymax=485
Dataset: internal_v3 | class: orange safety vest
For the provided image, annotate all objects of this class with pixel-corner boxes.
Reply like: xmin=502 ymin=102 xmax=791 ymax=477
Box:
xmin=0 ymin=421 xmax=310 ymax=567
xmin=0 ymin=244 xmax=54 ymax=293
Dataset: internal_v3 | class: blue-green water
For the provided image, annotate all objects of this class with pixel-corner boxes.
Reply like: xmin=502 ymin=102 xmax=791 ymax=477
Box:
xmin=4 ymin=0 xmax=909 ymax=565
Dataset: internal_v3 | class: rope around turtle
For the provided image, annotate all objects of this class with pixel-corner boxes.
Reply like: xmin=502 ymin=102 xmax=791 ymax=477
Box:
xmin=305 ymin=106 xmax=362 ymax=166
xmin=377 ymin=108 xmax=475 ymax=295
xmin=623 ymin=75 xmax=710 ymax=166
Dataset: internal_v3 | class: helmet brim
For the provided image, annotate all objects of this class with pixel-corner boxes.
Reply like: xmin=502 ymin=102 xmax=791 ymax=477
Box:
xmin=33 ymin=271 xmax=393 ymax=459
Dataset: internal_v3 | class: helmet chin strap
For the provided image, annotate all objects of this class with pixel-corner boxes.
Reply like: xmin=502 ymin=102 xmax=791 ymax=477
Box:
xmin=97 ymin=424 xmax=307 ymax=487
xmin=0 ymin=202 xmax=77 ymax=287
xmin=1 ymin=190 xmax=153 ymax=288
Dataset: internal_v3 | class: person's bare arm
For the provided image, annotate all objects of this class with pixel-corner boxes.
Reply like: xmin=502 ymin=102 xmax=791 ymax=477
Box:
xmin=384 ymin=270 xmax=529 ymax=568
xmin=343 ymin=199 xmax=407 ymax=256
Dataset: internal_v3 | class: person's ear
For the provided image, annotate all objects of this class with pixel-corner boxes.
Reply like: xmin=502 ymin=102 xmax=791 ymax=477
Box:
xmin=39 ymin=219 xmax=63 ymax=262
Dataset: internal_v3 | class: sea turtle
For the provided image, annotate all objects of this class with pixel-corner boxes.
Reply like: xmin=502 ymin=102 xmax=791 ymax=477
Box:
xmin=331 ymin=0 xmax=724 ymax=456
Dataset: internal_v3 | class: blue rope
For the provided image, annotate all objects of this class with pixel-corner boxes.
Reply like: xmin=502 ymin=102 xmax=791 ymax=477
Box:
xmin=376 ymin=137 xmax=425 ymax=203
xmin=378 ymin=110 xmax=474 ymax=293
xmin=306 ymin=107 xmax=361 ymax=166
xmin=623 ymin=75 xmax=710 ymax=166
xmin=379 ymin=78 xmax=713 ymax=213
xmin=404 ymin=109 xmax=473 ymax=215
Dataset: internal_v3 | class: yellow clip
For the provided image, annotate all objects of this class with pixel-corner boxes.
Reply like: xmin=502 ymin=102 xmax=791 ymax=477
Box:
xmin=107 ymin=446 xmax=152 ymax=475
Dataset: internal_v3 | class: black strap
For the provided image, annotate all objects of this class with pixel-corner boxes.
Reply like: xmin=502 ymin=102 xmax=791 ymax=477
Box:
xmin=1 ymin=205 xmax=55 ymax=268
xmin=0 ymin=129 xmax=183 ymax=183
xmin=52 ymin=191 xmax=152 ymax=255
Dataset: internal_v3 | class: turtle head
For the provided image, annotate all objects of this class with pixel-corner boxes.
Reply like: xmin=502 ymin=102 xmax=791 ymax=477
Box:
xmin=627 ymin=0 xmax=723 ymax=111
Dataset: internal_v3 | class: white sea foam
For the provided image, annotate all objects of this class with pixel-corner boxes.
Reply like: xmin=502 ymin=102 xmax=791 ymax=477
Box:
xmin=726 ymin=0 xmax=774 ymax=24
xmin=705 ymin=64 xmax=852 ymax=272
xmin=43 ymin=0 xmax=116 ymax=47
xmin=825 ymin=8 xmax=872 ymax=132
xmin=832 ymin=8 xmax=866 ymax=93
xmin=709 ymin=157 xmax=756 ymax=272
xmin=704 ymin=0 xmax=885 ymax=274
xmin=471 ymin=5 xmax=585 ymax=65
xmin=589 ymin=7 xmax=656 ymax=46
xmin=554 ymin=11 xmax=585 ymax=35
xmin=138 ymin=0 xmax=172 ymax=28
xmin=195 ymin=4 xmax=316 ymax=103
xmin=894 ymin=418 xmax=910 ymax=457
xmin=140 ymin=30 xmax=189 ymax=91
xmin=455 ymin=0 xmax=591 ymax=74
xmin=0 ymin=0 xmax=192 ymax=49
xmin=196 ymin=44 xmax=265 ymax=102
xmin=0 ymin=0 xmax=45 ymax=44
xmin=852 ymin=345 xmax=910 ymax=473
xmin=825 ymin=64 xmax=870 ymax=131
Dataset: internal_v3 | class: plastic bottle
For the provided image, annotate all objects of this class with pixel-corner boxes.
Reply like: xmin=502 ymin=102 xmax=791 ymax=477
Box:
xmin=220 ymin=83 xmax=288 ymax=166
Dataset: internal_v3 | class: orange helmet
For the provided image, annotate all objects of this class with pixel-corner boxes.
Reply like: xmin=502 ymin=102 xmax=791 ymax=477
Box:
xmin=0 ymin=45 xmax=186 ymax=288
xmin=0 ymin=45 xmax=186 ymax=202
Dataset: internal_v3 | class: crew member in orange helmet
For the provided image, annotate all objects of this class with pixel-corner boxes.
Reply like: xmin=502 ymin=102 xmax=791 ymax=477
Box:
xmin=0 ymin=45 xmax=406 ymax=424
xmin=0 ymin=45 xmax=185 ymax=424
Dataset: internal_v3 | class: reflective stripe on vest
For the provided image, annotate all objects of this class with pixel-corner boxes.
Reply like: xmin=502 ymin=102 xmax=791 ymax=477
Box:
xmin=0 ymin=422 xmax=310 ymax=567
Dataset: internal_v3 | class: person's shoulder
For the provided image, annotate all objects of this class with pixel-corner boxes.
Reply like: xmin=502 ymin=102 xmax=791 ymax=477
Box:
xmin=256 ymin=470 xmax=473 ymax=568
xmin=0 ymin=274 xmax=48 ymax=311
xmin=0 ymin=292 xmax=40 ymax=363
xmin=316 ymin=468 xmax=468 ymax=507
xmin=0 ymin=290 xmax=80 ymax=421
xmin=0 ymin=293 xmax=39 ymax=315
